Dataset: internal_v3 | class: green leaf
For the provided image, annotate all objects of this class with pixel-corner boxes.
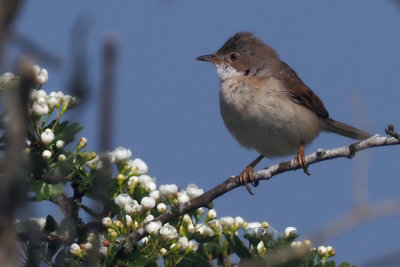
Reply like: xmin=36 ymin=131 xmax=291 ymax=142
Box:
xmin=225 ymin=233 xmax=251 ymax=259
xmin=191 ymin=233 xmax=219 ymax=243
xmin=31 ymin=180 xmax=50 ymax=200
xmin=177 ymin=252 xmax=211 ymax=267
xmin=51 ymin=121 xmax=83 ymax=145
xmin=338 ymin=263 xmax=355 ymax=267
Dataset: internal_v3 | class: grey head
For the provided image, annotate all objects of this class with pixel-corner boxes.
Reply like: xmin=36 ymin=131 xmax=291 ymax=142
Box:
xmin=196 ymin=32 xmax=280 ymax=77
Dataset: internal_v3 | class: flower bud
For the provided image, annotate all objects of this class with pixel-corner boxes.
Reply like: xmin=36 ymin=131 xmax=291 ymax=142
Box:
xmin=41 ymin=129 xmax=54 ymax=144
xmin=42 ymin=150 xmax=52 ymax=160
xmin=317 ymin=246 xmax=327 ymax=255
xmin=77 ymin=137 xmax=87 ymax=150
xmin=206 ymin=209 xmax=217 ymax=220
xmin=58 ymin=154 xmax=67 ymax=162
xmin=157 ymin=203 xmax=167 ymax=213
xmin=56 ymin=140 xmax=64 ymax=149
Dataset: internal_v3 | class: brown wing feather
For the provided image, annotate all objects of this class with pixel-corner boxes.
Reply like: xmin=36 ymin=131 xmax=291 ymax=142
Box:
xmin=279 ymin=61 xmax=329 ymax=118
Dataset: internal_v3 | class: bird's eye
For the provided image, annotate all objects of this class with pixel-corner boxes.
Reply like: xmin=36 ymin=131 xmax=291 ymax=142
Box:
xmin=229 ymin=53 xmax=239 ymax=61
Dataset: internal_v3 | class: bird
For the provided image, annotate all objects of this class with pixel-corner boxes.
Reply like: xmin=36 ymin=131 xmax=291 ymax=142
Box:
xmin=196 ymin=32 xmax=371 ymax=194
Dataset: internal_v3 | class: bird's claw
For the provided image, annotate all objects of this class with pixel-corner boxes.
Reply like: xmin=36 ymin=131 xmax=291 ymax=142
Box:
xmin=294 ymin=144 xmax=310 ymax=175
xmin=239 ymin=165 xmax=259 ymax=195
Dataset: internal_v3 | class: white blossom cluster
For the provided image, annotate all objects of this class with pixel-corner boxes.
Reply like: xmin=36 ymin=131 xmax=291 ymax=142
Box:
xmin=30 ymin=89 xmax=78 ymax=116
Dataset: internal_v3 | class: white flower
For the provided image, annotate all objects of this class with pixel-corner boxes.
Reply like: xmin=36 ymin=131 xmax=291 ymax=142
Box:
xmin=177 ymin=191 xmax=190 ymax=204
xmin=207 ymin=219 xmax=220 ymax=230
xmin=317 ymin=246 xmax=327 ymax=255
xmin=187 ymin=223 xmax=195 ymax=234
xmin=124 ymin=200 xmax=140 ymax=214
xmin=143 ymin=214 xmax=154 ymax=224
xmin=85 ymin=155 xmax=99 ymax=169
xmin=84 ymin=242 xmax=93 ymax=250
xmin=87 ymin=233 xmax=96 ymax=243
xmin=41 ymin=129 xmax=54 ymax=144
xmin=206 ymin=209 xmax=217 ymax=220
xmin=58 ymin=154 xmax=66 ymax=162
xmin=141 ymin=196 xmax=156 ymax=210
xmin=138 ymin=175 xmax=156 ymax=192
xmin=149 ymin=190 xmax=160 ymax=201
xmin=159 ymin=184 xmax=178 ymax=196
xmin=234 ymin=216 xmax=244 ymax=227
xmin=197 ymin=224 xmax=215 ymax=236
xmin=160 ymin=224 xmax=178 ymax=240
xmin=128 ymin=158 xmax=148 ymax=175
xmin=220 ymin=216 xmax=234 ymax=230
xmin=146 ymin=221 xmax=162 ymax=234
xmin=140 ymin=236 xmax=150 ymax=245
xmin=266 ymin=226 xmax=279 ymax=240
xmin=32 ymin=101 xmax=49 ymax=115
xmin=177 ymin=236 xmax=189 ymax=250
xmin=183 ymin=214 xmax=192 ymax=224
xmin=186 ymin=184 xmax=204 ymax=199
xmin=284 ymin=226 xmax=298 ymax=239
xmin=102 ymin=217 xmax=112 ymax=227
xmin=113 ymin=147 xmax=132 ymax=163
xmin=56 ymin=140 xmax=64 ymax=149
xmin=69 ymin=243 xmax=81 ymax=256
xmin=257 ymin=241 xmax=265 ymax=253
xmin=114 ymin=194 xmax=133 ymax=209
xmin=125 ymin=215 xmax=132 ymax=227
xmin=0 ymin=72 xmax=15 ymax=84
xmin=34 ymin=67 xmax=48 ymax=84
xmin=245 ymin=227 xmax=256 ymax=238
xmin=196 ymin=207 xmax=204 ymax=216
xmin=245 ymin=222 xmax=261 ymax=238
xmin=42 ymin=150 xmax=52 ymax=160
xmin=157 ymin=203 xmax=167 ymax=213
xmin=160 ymin=248 xmax=167 ymax=256
xmin=62 ymin=94 xmax=72 ymax=107
xmin=99 ymin=246 xmax=108 ymax=256
xmin=48 ymin=96 xmax=59 ymax=108
xmin=188 ymin=240 xmax=199 ymax=251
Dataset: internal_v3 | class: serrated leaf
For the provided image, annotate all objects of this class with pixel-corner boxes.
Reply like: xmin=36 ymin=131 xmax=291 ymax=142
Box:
xmin=225 ymin=233 xmax=251 ymax=259
xmin=338 ymin=262 xmax=355 ymax=267
xmin=51 ymin=121 xmax=83 ymax=145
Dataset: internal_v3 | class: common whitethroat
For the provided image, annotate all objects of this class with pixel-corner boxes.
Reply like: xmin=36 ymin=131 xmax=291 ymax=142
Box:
xmin=197 ymin=32 xmax=371 ymax=194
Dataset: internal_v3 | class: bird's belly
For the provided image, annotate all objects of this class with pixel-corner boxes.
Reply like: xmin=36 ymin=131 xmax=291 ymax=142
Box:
xmin=220 ymin=86 xmax=321 ymax=158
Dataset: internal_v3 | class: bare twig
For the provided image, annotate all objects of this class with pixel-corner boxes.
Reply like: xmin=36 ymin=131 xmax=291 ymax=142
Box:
xmin=126 ymin=133 xmax=399 ymax=242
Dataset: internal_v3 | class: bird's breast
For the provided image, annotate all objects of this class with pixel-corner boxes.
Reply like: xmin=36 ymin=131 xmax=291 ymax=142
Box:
xmin=219 ymin=77 xmax=321 ymax=157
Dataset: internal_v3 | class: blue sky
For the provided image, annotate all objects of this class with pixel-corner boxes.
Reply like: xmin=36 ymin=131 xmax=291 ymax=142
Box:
xmin=8 ymin=0 xmax=400 ymax=265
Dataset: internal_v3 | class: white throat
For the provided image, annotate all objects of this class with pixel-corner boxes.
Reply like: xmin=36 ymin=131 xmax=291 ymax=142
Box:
xmin=216 ymin=64 xmax=241 ymax=82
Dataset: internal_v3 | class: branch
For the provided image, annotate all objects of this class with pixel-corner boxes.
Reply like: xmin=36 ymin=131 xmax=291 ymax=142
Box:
xmin=124 ymin=132 xmax=399 ymax=242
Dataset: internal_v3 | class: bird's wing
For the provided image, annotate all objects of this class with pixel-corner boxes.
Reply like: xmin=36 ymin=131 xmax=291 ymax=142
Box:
xmin=279 ymin=60 xmax=329 ymax=118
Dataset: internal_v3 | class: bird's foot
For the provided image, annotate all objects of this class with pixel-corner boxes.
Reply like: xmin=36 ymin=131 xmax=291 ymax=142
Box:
xmin=294 ymin=143 xmax=310 ymax=175
xmin=239 ymin=165 xmax=259 ymax=195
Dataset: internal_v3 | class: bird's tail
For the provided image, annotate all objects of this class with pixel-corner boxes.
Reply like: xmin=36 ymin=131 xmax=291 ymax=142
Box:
xmin=322 ymin=118 xmax=372 ymax=140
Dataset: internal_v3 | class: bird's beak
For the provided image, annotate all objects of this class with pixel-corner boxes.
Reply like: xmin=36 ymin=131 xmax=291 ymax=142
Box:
xmin=196 ymin=54 xmax=218 ymax=63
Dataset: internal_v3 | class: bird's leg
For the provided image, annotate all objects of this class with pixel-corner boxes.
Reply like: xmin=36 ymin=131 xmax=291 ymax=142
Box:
xmin=294 ymin=142 xmax=310 ymax=175
xmin=239 ymin=154 xmax=264 ymax=195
